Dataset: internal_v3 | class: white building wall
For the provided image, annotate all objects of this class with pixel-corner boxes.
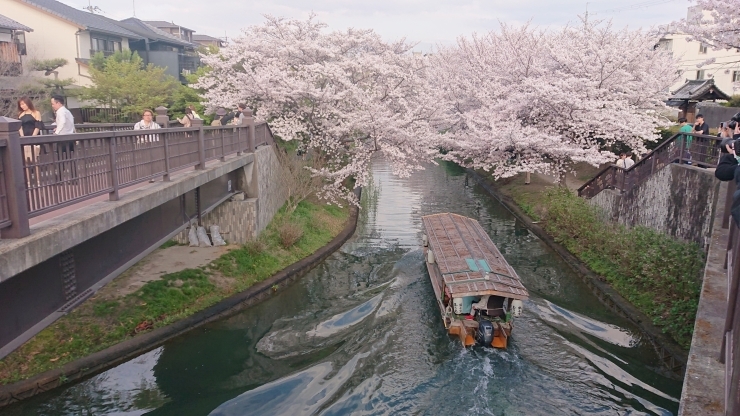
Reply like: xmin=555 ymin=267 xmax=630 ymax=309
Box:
xmin=662 ymin=33 xmax=740 ymax=97
xmin=3 ymin=0 xmax=93 ymax=86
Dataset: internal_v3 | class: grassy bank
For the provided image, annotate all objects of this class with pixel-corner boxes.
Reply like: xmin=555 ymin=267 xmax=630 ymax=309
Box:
xmin=0 ymin=200 xmax=349 ymax=385
xmin=494 ymin=173 xmax=704 ymax=349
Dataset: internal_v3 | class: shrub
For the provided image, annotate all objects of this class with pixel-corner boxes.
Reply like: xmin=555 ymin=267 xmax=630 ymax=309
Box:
xmin=540 ymin=187 xmax=704 ymax=348
xmin=277 ymin=221 xmax=303 ymax=248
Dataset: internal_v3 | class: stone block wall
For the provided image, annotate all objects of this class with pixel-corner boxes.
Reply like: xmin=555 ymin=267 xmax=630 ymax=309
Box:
xmin=175 ymin=144 xmax=287 ymax=246
xmin=254 ymin=145 xmax=287 ymax=234
xmin=589 ymin=164 xmax=720 ymax=250
xmin=175 ymin=197 xmax=258 ymax=245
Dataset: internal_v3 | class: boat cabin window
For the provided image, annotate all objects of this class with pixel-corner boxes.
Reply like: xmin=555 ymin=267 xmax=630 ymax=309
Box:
xmin=464 ymin=258 xmax=492 ymax=273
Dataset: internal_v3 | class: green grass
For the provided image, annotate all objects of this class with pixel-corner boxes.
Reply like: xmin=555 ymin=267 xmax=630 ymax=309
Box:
xmin=159 ymin=240 xmax=180 ymax=249
xmin=0 ymin=200 xmax=349 ymax=385
xmin=538 ymin=188 xmax=704 ymax=348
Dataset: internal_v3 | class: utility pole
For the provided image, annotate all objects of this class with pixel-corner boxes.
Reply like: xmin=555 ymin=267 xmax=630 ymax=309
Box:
xmin=133 ymin=0 xmax=136 ymax=17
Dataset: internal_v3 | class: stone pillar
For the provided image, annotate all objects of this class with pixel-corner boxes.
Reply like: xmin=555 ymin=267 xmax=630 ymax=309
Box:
xmin=0 ymin=117 xmax=30 ymax=238
xmin=243 ymin=108 xmax=255 ymax=152
xmin=155 ymin=106 xmax=169 ymax=128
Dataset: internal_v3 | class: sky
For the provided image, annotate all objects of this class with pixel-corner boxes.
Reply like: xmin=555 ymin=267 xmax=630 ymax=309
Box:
xmin=64 ymin=0 xmax=692 ymax=51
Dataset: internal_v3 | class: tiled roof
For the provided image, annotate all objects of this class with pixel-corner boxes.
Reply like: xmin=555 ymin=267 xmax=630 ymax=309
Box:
xmin=20 ymin=0 xmax=142 ymax=39
xmin=0 ymin=14 xmax=33 ymax=31
xmin=119 ymin=18 xmax=194 ymax=47
xmin=193 ymin=34 xmax=221 ymax=42
xmin=144 ymin=20 xmax=194 ymax=32
xmin=667 ymin=78 xmax=732 ymax=103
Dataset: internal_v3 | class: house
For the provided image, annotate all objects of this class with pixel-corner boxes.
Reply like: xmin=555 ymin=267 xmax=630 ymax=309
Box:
xmin=3 ymin=0 xmax=143 ymax=86
xmin=144 ymin=21 xmax=195 ymax=43
xmin=3 ymin=0 xmax=203 ymax=87
xmin=192 ymin=34 xmax=226 ymax=49
xmin=658 ymin=7 xmax=740 ymax=97
xmin=118 ymin=18 xmax=198 ymax=81
xmin=666 ymin=78 xmax=732 ymax=122
xmin=0 ymin=14 xmax=33 ymax=76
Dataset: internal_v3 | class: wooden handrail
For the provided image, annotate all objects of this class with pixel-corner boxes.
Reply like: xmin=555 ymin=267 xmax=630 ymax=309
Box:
xmin=578 ymin=132 xmax=723 ymax=198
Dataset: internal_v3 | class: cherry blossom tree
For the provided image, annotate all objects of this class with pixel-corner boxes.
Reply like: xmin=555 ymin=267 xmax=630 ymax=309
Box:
xmin=675 ymin=0 xmax=740 ymax=50
xmin=198 ymin=15 xmax=677 ymax=196
xmin=430 ymin=19 xmax=678 ymax=179
xmin=195 ymin=15 xmax=445 ymax=204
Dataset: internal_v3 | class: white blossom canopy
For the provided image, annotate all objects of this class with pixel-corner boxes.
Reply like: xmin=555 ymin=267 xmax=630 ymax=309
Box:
xmin=430 ymin=19 xmax=678 ymax=178
xmin=674 ymin=0 xmax=740 ymax=51
xmin=196 ymin=15 xmax=445 ymax=204
xmin=198 ymin=16 xmax=677 ymax=199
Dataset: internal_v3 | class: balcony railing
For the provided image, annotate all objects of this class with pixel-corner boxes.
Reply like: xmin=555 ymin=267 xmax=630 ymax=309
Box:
xmin=0 ymin=113 xmax=274 ymax=238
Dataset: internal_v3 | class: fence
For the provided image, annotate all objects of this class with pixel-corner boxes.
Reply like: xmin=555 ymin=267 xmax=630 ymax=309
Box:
xmin=0 ymin=109 xmax=275 ymax=238
xmin=579 ymin=132 xmax=723 ymax=198
xmin=722 ymin=190 xmax=740 ymax=415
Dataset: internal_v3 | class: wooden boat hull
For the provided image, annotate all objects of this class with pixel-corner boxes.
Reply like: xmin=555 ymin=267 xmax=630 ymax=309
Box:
xmin=421 ymin=213 xmax=529 ymax=349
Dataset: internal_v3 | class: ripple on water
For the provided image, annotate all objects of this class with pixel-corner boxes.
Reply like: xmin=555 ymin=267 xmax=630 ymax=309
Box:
xmin=10 ymin=159 xmax=683 ymax=416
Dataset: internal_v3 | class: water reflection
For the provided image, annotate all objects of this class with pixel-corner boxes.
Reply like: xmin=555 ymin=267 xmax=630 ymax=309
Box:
xmin=7 ymin=160 xmax=683 ymax=415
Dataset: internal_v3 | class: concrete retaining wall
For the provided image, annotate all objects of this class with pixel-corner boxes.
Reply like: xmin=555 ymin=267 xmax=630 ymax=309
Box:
xmin=590 ymin=164 xmax=720 ymax=250
xmin=174 ymin=144 xmax=286 ymax=245
xmin=0 ymin=191 xmax=360 ymax=409
xmin=254 ymin=145 xmax=287 ymax=234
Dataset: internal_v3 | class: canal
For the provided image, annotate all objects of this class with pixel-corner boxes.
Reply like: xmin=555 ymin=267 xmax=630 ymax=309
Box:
xmin=5 ymin=160 xmax=683 ymax=415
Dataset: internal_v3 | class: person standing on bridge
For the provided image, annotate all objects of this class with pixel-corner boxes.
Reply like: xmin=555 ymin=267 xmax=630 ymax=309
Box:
xmin=177 ymin=107 xmax=194 ymax=128
xmin=51 ymin=95 xmax=76 ymax=180
xmin=51 ymin=95 xmax=75 ymax=135
xmin=17 ymin=97 xmax=41 ymax=137
xmin=134 ymin=109 xmax=161 ymax=142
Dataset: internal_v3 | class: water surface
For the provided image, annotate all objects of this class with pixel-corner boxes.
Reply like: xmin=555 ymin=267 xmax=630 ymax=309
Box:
xmin=5 ymin=160 xmax=682 ymax=415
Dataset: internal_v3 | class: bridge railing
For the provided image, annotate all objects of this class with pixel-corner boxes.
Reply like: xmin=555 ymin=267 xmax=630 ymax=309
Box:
xmin=722 ymin=197 xmax=740 ymax=415
xmin=0 ymin=110 xmax=274 ymax=239
xmin=578 ymin=132 xmax=723 ymax=198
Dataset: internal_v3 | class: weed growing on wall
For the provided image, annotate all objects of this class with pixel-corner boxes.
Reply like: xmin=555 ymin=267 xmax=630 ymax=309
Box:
xmin=540 ymin=188 xmax=704 ymax=348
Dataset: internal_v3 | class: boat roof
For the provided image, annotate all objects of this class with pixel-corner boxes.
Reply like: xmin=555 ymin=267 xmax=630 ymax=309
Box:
xmin=422 ymin=213 xmax=529 ymax=300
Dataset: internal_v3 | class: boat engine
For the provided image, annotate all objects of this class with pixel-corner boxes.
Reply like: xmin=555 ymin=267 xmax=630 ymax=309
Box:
xmin=476 ymin=319 xmax=494 ymax=346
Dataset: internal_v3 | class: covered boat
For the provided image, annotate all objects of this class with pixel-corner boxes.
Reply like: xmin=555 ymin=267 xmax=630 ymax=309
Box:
xmin=421 ymin=213 xmax=529 ymax=348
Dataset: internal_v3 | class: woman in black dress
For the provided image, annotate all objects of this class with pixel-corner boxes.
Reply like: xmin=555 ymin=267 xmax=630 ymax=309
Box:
xmin=17 ymin=96 xmax=41 ymax=137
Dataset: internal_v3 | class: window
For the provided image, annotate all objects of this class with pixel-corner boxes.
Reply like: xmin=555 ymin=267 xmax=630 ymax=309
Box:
xmin=734 ymin=71 xmax=740 ymax=83
xmin=696 ymin=70 xmax=706 ymax=80
xmin=91 ymin=34 xmax=122 ymax=57
xmin=657 ymin=39 xmax=672 ymax=51
xmin=14 ymin=31 xmax=26 ymax=56
xmin=699 ymin=43 xmax=708 ymax=54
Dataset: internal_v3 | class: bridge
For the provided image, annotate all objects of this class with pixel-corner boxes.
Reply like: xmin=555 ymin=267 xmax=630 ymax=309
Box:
xmin=0 ymin=109 xmax=284 ymax=359
xmin=579 ymin=131 xmax=739 ymax=415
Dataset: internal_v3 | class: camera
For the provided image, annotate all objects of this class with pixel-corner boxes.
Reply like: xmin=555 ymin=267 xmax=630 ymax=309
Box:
xmin=732 ymin=112 xmax=740 ymax=123
xmin=721 ymin=137 xmax=735 ymax=152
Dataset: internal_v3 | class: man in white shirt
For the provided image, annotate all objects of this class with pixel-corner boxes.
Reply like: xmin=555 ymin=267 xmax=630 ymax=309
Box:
xmin=51 ymin=95 xmax=75 ymax=135
xmin=51 ymin=95 xmax=76 ymax=180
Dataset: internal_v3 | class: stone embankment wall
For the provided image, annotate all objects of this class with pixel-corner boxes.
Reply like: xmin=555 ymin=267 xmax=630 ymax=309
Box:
xmin=176 ymin=145 xmax=286 ymax=245
xmin=589 ymin=164 xmax=720 ymax=250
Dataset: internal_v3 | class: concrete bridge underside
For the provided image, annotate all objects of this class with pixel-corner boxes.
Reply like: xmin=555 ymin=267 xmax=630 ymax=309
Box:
xmin=0 ymin=152 xmax=257 ymax=358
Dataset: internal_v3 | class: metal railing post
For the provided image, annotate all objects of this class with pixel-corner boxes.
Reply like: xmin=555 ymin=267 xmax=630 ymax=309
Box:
xmin=220 ymin=128 xmax=226 ymax=162
xmin=0 ymin=117 xmax=31 ymax=238
xmin=245 ymin=110 xmax=255 ymax=152
xmin=108 ymin=135 xmax=119 ymax=201
xmin=196 ymin=127 xmax=206 ymax=170
xmin=163 ymin=132 xmax=171 ymax=182
xmin=724 ymin=180 xmax=736 ymax=229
